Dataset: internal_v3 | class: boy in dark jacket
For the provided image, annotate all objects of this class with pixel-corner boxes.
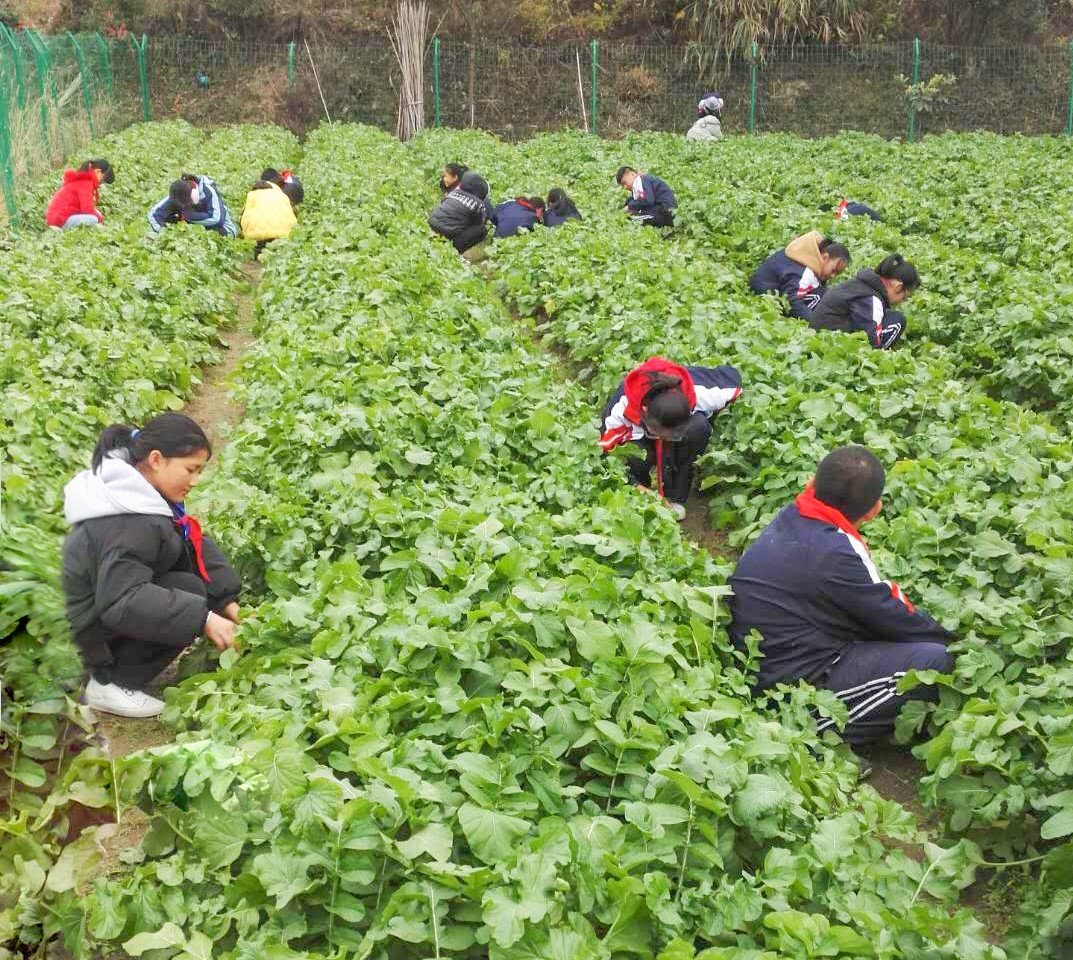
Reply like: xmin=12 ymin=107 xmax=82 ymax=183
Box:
xmin=809 ymin=253 xmax=918 ymax=350
xmin=148 ymin=174 xmax=237 ymax=237
xmin=600 ymin=356 xmax=742 ymax=520
xmin=261 ymin=167 xmax=305 ymax=206
xmin=729 ymin=445 xmax=954 ymax=745
xmin=493 ymin=197 xmax=544 ymax=239
xmin=63 ymin=413 xmax=241 ymax=718
xmin=749 ymin=232 xmax=851 ymax=321
xmin=429 ymin=171 xmax=491 ymax=253
xmin=45 ymin=159 xmax=114 ymax=229
xmin=615 ymin=166 xmax=677 ymax=228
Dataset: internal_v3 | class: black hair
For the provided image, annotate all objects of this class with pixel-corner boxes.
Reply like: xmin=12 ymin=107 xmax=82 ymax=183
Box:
xmin=260 ymin=167 xmax=281 ymax=184
xmin=91 ymin=412 xmax=211 ymax=473
xmin=876 ymin=253 xmax=920 ymax=291
xmin=169 ymin=175 xmax=199 ymax=208
xmin=814 ymin=445 xmax=885 ymax=521
xmin=440 ymin=164 xmax=468 ymax=193
xmin=547 ymin=188 xmax=579 ymax=217
xmin=819 ymin=237 xmax=851 ymax=265
xmin=615 ymin=166 xmax=637 ymax=185
xmin=525 ymin=196 xmax=545 ymax=210
xmin=642 ymin=372 xmax=690 ymax=430
xmin=250 ymin=179 xmax=274 ymax=191
xmin=80 ymin=159 xmax=114 ymax=184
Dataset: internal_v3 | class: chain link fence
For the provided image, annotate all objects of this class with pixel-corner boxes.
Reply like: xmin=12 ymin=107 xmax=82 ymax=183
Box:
xmin=3 ymin=30 xmax=1073 ymax=223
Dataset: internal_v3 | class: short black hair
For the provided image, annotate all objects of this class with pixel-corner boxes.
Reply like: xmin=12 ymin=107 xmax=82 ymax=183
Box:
xmin=169 ymin=178 xmax=196 ymax=208
xmin=615 ymin=166 xmax=636 ymax=185
xmin=814 ymin=445 xmax=885 ymax=521
xmin=260 ymin=167 xmax=281 ymax=184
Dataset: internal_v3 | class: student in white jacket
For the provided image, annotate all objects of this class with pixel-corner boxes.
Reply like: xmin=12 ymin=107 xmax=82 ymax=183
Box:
xmin=687 ymin=93 xmax=724 ymax=141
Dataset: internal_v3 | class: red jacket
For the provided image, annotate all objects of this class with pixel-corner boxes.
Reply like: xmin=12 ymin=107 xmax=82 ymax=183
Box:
xmin=45 ymin=170 xmax=102 ymax=227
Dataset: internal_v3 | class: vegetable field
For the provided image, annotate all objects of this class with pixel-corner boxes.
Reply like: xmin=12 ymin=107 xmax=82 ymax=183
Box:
xmin=2 ymin=121 xmax=1072 ymax=959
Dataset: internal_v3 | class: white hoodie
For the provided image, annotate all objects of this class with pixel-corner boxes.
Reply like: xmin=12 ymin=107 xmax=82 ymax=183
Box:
xmin=64 ymin=452 xmax=173 ymax=525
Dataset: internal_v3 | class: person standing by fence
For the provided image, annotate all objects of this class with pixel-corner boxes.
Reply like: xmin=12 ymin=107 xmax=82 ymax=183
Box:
xmin=687 ymin=93 xmax=724 ymax=141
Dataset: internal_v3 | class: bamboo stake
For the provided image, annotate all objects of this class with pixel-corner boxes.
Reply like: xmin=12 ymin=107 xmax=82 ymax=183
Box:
xmin=304 ymin=38 xmax=333 ymax=125
xmin=575 ymin=48 xmax=588 ymax=133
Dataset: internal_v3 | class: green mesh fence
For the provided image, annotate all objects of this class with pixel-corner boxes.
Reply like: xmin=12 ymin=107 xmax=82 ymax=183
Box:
xmin=4 ymin=31 xmax=1073 ymax=225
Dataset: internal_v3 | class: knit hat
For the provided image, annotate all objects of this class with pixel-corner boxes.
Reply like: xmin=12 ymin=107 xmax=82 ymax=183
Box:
xmin=698 ymin=93 xmax=724 ymax=116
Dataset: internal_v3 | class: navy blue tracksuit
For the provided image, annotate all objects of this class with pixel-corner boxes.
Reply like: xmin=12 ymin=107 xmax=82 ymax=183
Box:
xmin=493 ymin=199 xmax=542 ymax=238
xmin=625 ymin=174 xmax=677 ymax=227
xmin=729 ymin=491 xmax=954 ymax=744
xmin=809 ymin=268 xmax=907 ymax=350
xmin=749 ymin=250 xmax=827 ymax=321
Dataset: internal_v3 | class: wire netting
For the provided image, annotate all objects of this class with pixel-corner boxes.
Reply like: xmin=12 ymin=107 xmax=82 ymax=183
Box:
xmin=5 ymin=31 xmax=1073 ymax=225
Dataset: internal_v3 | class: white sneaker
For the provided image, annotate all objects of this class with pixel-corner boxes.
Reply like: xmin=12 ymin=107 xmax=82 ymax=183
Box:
xmin=667 ymin=502 xmax=687 ymax=521
xmin=84 ymin=678 xmax=165 ymax=718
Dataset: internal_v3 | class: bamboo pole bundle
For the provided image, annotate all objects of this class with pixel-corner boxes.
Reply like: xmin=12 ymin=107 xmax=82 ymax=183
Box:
xmin=388 ymin=0 xmax=429 ymax=141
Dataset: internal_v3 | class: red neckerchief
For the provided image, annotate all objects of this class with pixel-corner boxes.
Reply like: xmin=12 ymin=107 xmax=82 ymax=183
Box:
xmin=171 ymin=503 xmax=212 ymax=582
xmin=794 ymin=483 xmax=916 ymax=612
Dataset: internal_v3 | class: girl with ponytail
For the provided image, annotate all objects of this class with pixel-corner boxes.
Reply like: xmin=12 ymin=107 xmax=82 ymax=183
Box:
xmin=809 ymin=252 xmax=920 ymax=350
xmin=62 ymin=412 xmax=242 ymax=718
xmin=599 ymin=356 xmax=743 ymax=520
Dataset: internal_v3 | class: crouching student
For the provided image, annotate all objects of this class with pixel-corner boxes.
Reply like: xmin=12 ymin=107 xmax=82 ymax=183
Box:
xmin=600 ymin=357 xmax=742 ymax=521
xmin=493 ymin=196 xmax=544 ymax=238
xmin=45 ymin=159 xmax=114 ymax=230
xmin=809 ymin=253 xmax=919 ymax=350
xmin=428 ymin=171 xmax=491 ymax=254
xmin=616 ymin=166 xmax=677 ymax=228
xmin=149 ymin=174 xmax=237 ymax=237
xmin=241 ymin=178 xmax=298 ymax=255
xmin=261 ymin=167 xmax=304 ymax=206
xmin=749 ymin=232 xmax=851 ymax=321
xmin=544 ymin=188 xmax=581 ymax=227
xmin=834 ymin=199 xmax=883 ymax=222
xmin=63 ymin=413 xmax=242 ymax=718
xmin=729 ymin=445 xmax=954 ymax=746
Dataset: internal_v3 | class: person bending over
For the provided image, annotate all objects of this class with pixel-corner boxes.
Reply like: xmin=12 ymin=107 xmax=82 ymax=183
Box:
xmin=600 ymin=356 xmax=742 ymax=521
xmin=749 ymin=231 xmax=850 ymax=321
xmin=729 ymin=445 xmax=954 ymax=745
xmin=544 ymin=188 xmax=582 ymax=227
xmin=45 ymin=159 xmax=114 ymax=230
xmin=63 ymin=413 xmax=242 ymax=718
xmin=148 ymin=174 xmax=237 ymax=237
xmin=810 ymin=253 xmax=919 ymax=350
xmin=616 ymin=166 xmax=677 ymax=228
xmin=428 ymin=171 xmax=491 ymax=254
xmin=493 ymin=196 xmax=544 ymax=238
xmin=241 ymin=178 xmax=298 ymax=254
xmin=261 ymin=167 xmax=304 ymax=207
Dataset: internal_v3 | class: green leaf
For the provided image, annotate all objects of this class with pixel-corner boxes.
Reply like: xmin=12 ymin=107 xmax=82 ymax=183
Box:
xmin=193 ymin=807 xmax=249 ymax=870
xmin=396 ymin=822 xmax=454 ymax=862
xmin=457 ymin=802 xmax=530 ymax=864
xmin=250 ymin=851 xmax=316 ymax=908
xmin=122 ymin=922 xmax=187 ymax=956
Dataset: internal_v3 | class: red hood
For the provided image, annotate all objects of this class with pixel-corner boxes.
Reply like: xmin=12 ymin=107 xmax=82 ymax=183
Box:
xmin=63 ymin=169 xmax=99 ymax=186
xmin=622 ymin=357 xmax=696 ymax=425
xmin=516 ymin=198 xmax=543 ymax=214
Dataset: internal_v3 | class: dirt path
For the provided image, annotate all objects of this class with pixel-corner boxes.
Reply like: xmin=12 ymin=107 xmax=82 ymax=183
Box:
xmin=92 ymin=261 xmax=262 ymax=762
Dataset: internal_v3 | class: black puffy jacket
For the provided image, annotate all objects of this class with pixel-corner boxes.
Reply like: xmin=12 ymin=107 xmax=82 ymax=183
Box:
xmin=428 ymin=172 xmax=489 ymax=239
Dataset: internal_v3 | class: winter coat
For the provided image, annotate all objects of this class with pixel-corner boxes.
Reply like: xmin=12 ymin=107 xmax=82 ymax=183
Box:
xmin=836 ymin=200 xmax=883 ymax=222
xmin=62 ymin=453 xmax=241 ymax=654
xmin=148 ymin=176 xmax=238 ymax=236
xmin=493 ymin=199 xmax=542 ymax=238
xmin=748 ymin=231 xmax=828 ymax=320
xmin=624 ymin=174 xmax=677 ymax=216
xmin=686 ymin=115 xmax=723 ymax=141
xmin=728 ymin=484 xmax=953 ymax=690
xmin=809 ymin=268 xmax=907 ymax=350
xmin=428 ymin=172 xmax=490 ymax=240
xmin=241 ymin=182 xmax=298 ymax=241
xmin=46 ymin=170 xmax=103 ymax=227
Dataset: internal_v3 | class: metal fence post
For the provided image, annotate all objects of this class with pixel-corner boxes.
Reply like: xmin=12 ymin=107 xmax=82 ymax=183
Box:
xmin=0 ymin=78 xmax=18 ymax=226
xmin=432 ymin=37 xmax=441 ymax=127
xmin=908 ymin=36 xmax=921 ymax=142
xmin=287 ymin=40 xmax=296 ymax=86
xmin=94 ymin=32 xmax=113 ymax=96
xmin=1066 ymin=38 xmax=1073 ymax=136
xmin=748 ymin=41 xmax=758 ymax=134
xmin=68 ymin=32 xmax=97 ymax=140
xmin=0 ymin=24 xmax=26 ymax=108
xmin=590 ymin=39 xmax=598 ymax=135
xmin=133 ymin=34 xmax=151 ymax=121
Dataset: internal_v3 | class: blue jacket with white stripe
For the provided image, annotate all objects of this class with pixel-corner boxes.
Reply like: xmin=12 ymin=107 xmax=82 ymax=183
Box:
xmin=625 ymin=174 xmax=677 ymax=216
xmin=148 ymin=176 xmax=237 ymax=237
xmin=749 ymin=250 xmax=827 ymax=320
xmin=809 ymin=268 xmax=906 ymax=350
xmin=728 ymin=492 xmax=953 ymax=690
